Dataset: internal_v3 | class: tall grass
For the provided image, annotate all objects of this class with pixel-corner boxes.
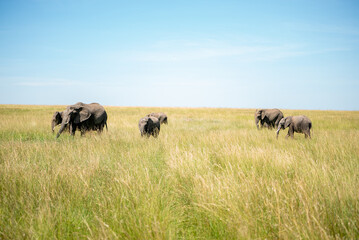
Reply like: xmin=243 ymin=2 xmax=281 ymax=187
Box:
xmin=0 ymin=105 xmax=358 ymax=239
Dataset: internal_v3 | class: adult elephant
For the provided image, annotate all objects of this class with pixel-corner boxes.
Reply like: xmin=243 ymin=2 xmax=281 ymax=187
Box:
xmin=56 ymin=102 xmax=108 ymax=138
xmin=255 ymin=109 xmax=284 ymax=129
xmin=276 ymin=115 xmax=312 ymax=139
xmin=147 ymin=112 xmax=168 ymax=125
xmin=139 ymin=116 xmax=160 ymax=138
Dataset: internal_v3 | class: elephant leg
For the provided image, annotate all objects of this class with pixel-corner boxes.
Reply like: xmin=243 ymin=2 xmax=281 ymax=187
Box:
xmin=70 ymin=124 xmax=77 ymax=136
xmin=97 ymin=125 xmax=104 ymax=134
xmin=261 ymin=122 xmax=267 ymax=129
xmin=153 ymin=128 xmax=159 ymax=138
xmin=305 ymin=130 xmax=311 ymax=139
xmin=80 ymin=126 xmax=86 ymax=136
xmin=143 ymin=130 xmax=149 ymax=137
xmin=275 ymin=118 xmax=281 ymax=129
xmin=289 ymin=127 xmax=294 ymax=139
xmin=286 ymin=126 xmax=294 ymax=139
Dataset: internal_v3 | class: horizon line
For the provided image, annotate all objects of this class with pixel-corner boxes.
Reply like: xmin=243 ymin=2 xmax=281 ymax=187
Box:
xmin=0 ymin=104 xmax=357 ymax=112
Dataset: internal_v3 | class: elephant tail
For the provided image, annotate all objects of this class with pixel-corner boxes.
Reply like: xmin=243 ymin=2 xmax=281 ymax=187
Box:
xmin=105 ymin=122 xmax=108 ymax=131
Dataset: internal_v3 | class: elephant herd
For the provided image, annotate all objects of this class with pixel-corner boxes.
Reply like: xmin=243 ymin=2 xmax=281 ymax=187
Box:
xmin=254 ymin=108 xmax=312 ymax=139
xmin=138 ymin=113 xmax=168 ymax=138
xmin=51 ymin=102 xmax=168 ymax=139
xmin=51 ymin=103 xmax=312 ymax=139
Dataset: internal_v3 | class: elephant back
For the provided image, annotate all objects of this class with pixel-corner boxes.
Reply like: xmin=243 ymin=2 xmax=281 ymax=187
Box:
xmin=148 ymin=112 xmax=167 ymax=124
xmin=148 ymin=116 xmax=160 ymax=126
xmin=86 ymin=103 xmax=107 ymax=124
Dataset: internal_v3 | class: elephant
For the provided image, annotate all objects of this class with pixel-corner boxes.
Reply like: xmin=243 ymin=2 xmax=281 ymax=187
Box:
xmin=255 ymin=109 xmax=284 ymax=129
xmin=56 ymin=102 xmax=108 ymax=138
xmin=147 ymin=112 xmax=168 ymax=125
xmin=51 ymin=111 xmax=64 ymax=133
xmin=139 ymin=116 xmax=160 ymax=138
xmin=276 ymin=115 xmax=312 ymax=139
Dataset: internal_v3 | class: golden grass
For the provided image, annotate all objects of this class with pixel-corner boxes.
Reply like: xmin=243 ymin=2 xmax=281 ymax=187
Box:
xmin=0 ymin=105 xmax=358 ymax=239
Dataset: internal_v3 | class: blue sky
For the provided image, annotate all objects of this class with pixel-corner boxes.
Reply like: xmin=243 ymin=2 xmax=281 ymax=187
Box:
xmin=0 ymin=0 xmax=358 ymax=110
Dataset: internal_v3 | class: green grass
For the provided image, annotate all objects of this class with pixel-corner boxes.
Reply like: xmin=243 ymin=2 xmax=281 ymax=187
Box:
xmin=0 ymin=105 xmax=358 ymax=239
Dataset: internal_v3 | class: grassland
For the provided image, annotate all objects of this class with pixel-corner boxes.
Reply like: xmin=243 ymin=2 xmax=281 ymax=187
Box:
xmin=0 ymin=105 xmax=358 ymax=239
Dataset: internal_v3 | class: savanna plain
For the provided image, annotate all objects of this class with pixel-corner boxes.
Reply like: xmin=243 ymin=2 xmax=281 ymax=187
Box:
xmin=0 ymin=105 xmax=359 ymax=239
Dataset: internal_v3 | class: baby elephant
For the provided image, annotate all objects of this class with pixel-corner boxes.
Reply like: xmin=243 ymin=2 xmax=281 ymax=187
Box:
xmin=52 ymin=111 xmax=64 ymax=132
xmin=51 ymin=111 xmax=70 ymax=133
xmin=139 ymin=116 xmax=160 ymax=138
xmin=276 ymin=115 xmax=312 ymax=139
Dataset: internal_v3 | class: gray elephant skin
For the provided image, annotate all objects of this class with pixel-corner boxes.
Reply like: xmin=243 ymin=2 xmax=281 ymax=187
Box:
xmin=276 ymin=115 xmax=312 ymax=139
xmin=147 ymin=112 xmax=168 ymax=125
xmin=56 ymin=102 xmax=108 ymax=138
xmin=255 ymin=109 xmax=284 ymax=129
xmin=139 ymin=116 xmax=160 ymax=138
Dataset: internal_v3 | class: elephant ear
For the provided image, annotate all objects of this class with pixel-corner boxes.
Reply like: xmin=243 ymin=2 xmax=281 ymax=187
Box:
xmin=260 ymin=110 xmax=266 ymax=120
xmin=143 ymin=118 xmax=150 ymax=131
xmin=284 ymin=117 xmax=292 ymax=128
xmin=73 ymin=107 xmax=91 ymax=124
xmin=55 ymin=111 xmax=62 ymax=123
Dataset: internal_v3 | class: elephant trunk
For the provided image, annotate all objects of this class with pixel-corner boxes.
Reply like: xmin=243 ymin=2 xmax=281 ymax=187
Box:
xmin=51 ymin=120 xmax=55 ymax=133
xmin=276 ymin=127 xmax=281 ymax=139
xmin=255 ymin=117 xmax=260 ymax=129
xmin=56 ymin=122 xmax=66 ymax=138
